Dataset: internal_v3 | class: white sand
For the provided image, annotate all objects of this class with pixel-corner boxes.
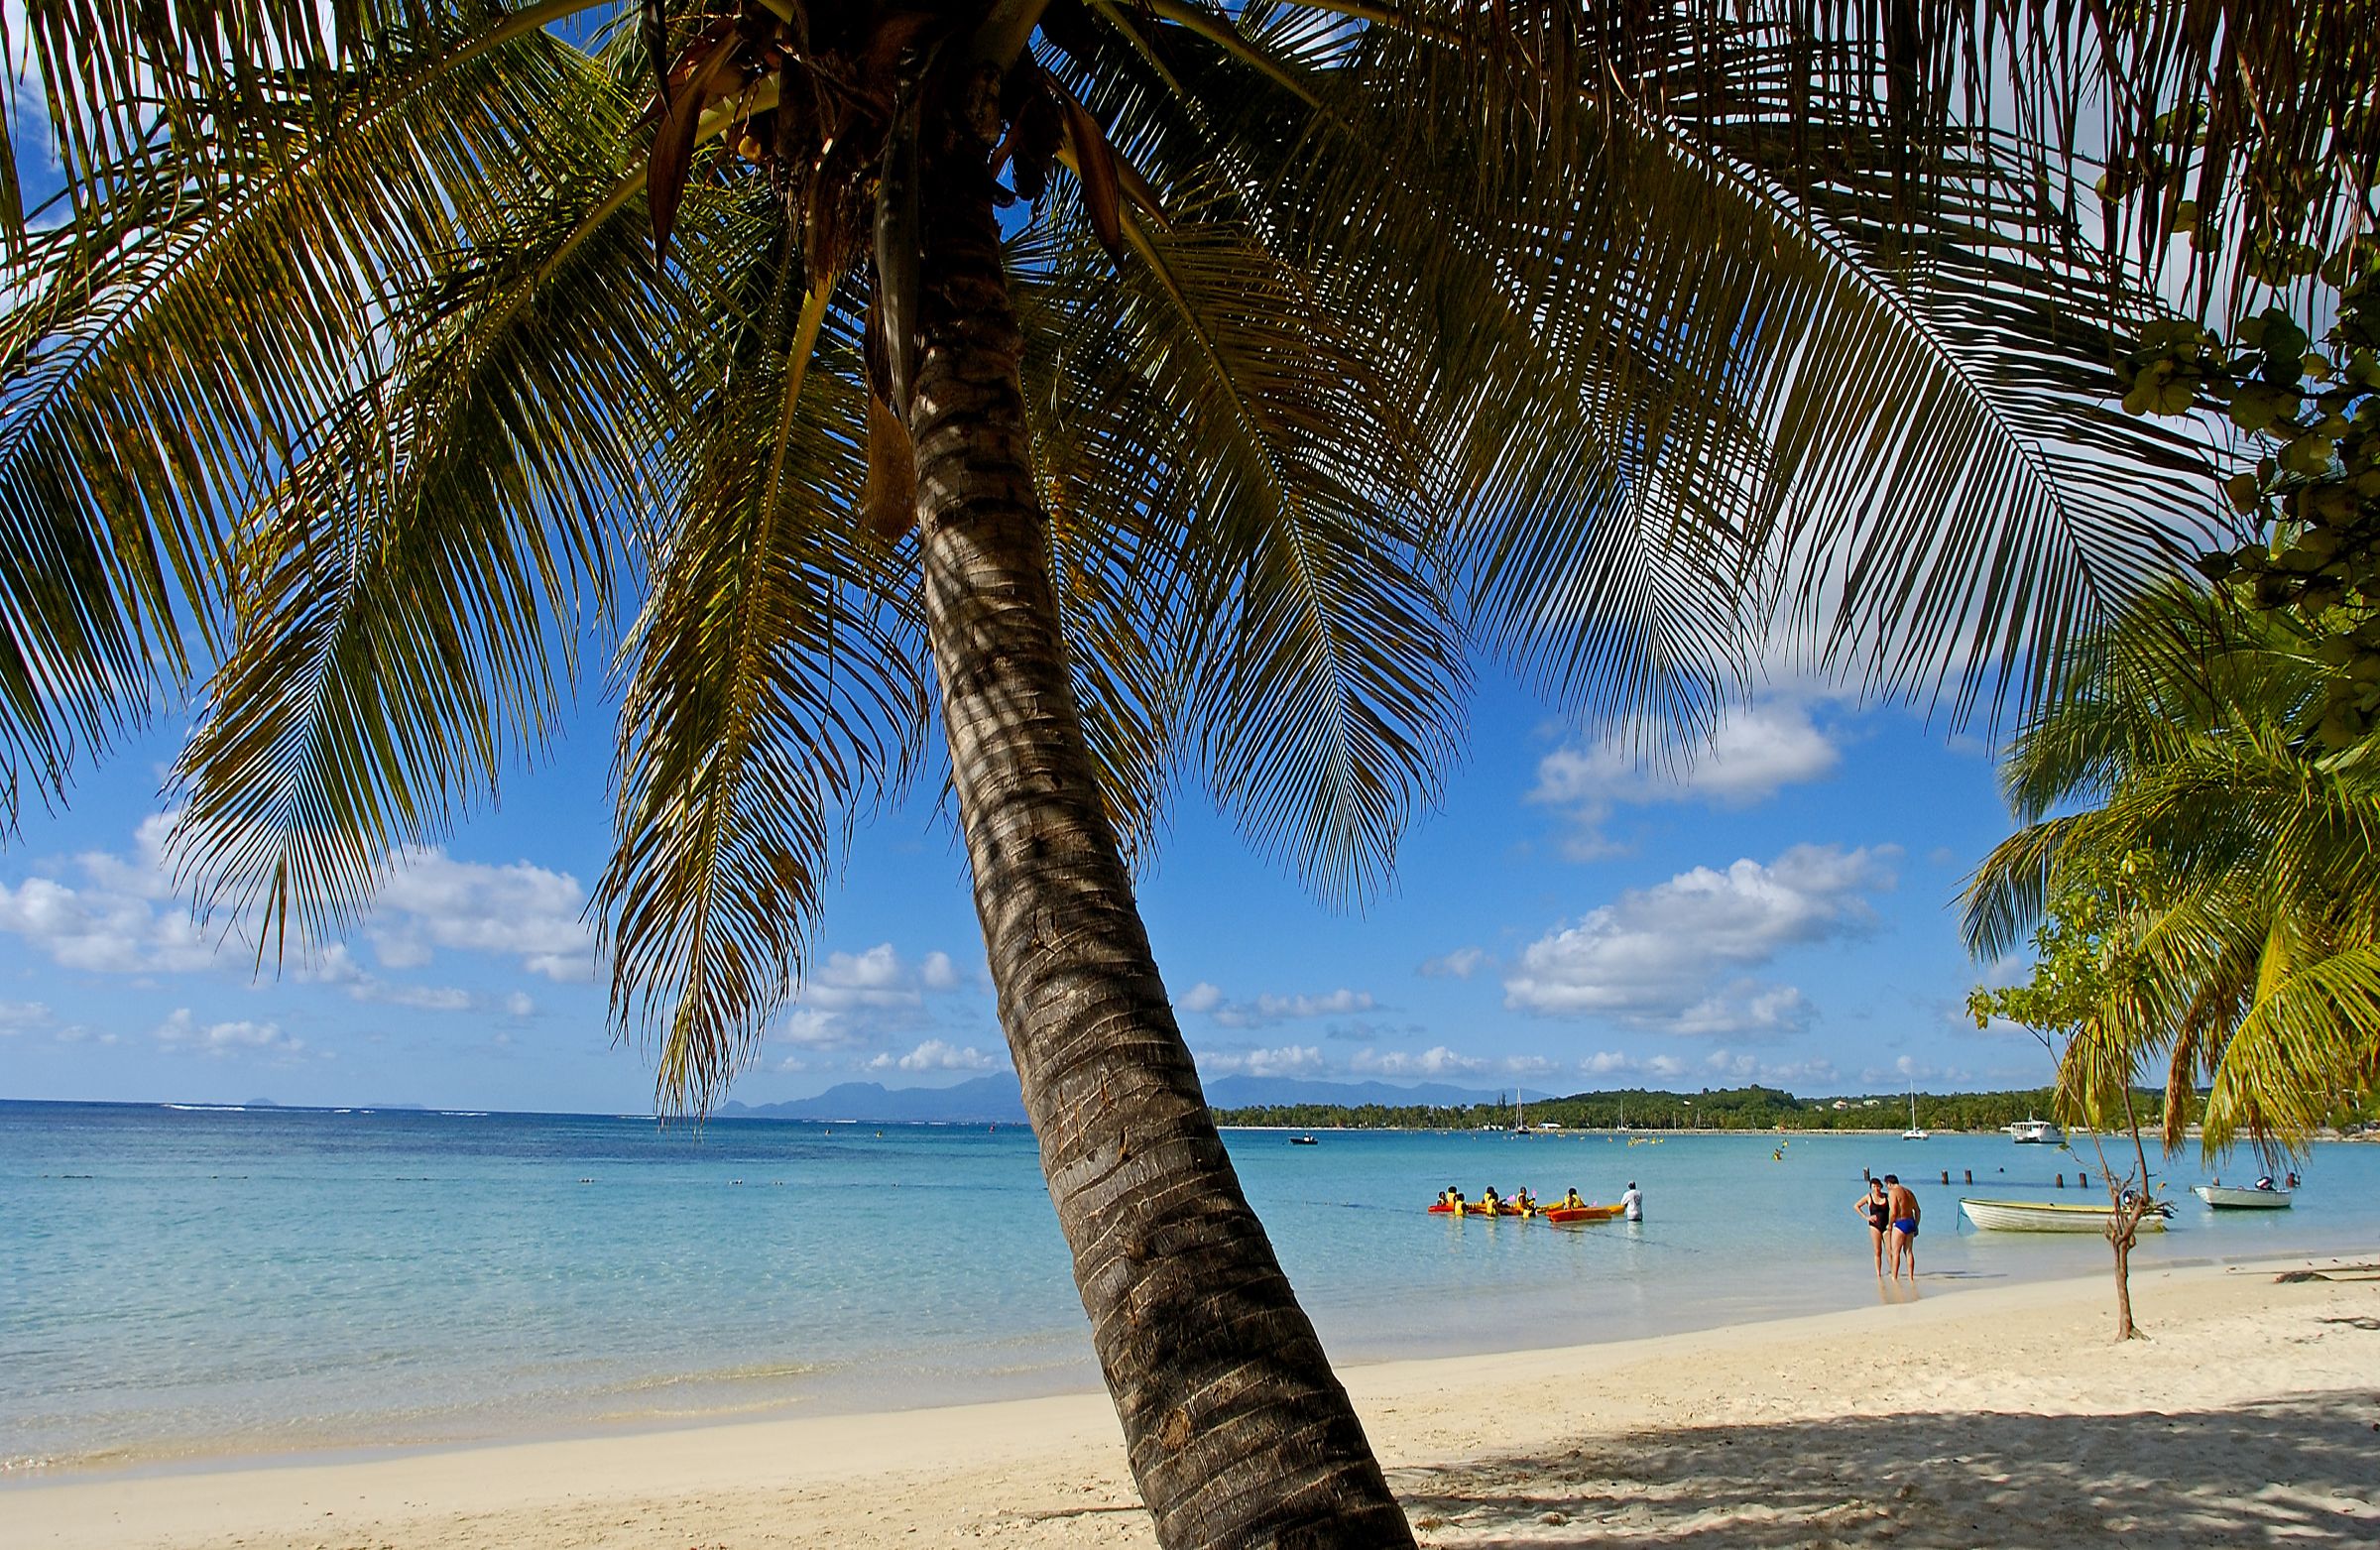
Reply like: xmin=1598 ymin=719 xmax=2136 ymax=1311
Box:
xmin=9 ymin=1256 xmax=2376 ymax=1548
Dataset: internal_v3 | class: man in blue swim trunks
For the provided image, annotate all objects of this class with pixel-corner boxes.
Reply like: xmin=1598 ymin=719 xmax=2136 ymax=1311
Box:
xmin=1882 ymin=1173 xmax=1921 ymax=1279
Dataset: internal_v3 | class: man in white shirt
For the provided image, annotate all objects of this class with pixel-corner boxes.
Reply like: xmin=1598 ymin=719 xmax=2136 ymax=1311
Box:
xmin=1619 ymin=1181 xmax=1642 ymax=1221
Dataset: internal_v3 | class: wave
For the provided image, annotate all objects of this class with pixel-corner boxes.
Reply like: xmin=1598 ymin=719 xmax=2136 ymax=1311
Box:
xmin=160 ymin=1104 xmax=247 ymax=1112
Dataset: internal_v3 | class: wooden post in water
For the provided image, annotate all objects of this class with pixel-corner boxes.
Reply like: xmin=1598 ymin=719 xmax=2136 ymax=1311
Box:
xmin=2057 ymin=1173 xmax=2066 ymax=1188
xmin=1964 ymin=1169 xmax=1972 ymax=1184
xmin=1940 ymin=1170 xmax=1950 ymax=1185
xmin=2081 ymin=1171 xmax=2090 ymax=1189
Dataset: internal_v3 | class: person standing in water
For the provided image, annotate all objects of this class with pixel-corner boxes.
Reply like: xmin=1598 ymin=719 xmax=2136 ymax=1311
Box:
xmin=1882 ymin=1174 xmax=1921 ymax=1279
xmin=1619 ymin=1181 xmax=1643 ymax=1221
xmin=1853 ymin=1177 xmax=1891 ymax=1274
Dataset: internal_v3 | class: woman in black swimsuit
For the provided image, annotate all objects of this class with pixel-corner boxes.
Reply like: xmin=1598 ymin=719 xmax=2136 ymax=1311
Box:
xmin=1853 ymin=1179 xmax=1891 ymax=1274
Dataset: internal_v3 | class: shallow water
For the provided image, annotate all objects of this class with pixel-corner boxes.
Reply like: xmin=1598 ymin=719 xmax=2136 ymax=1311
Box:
xmin=3 ymin=1100 xmax=2373 ymax=1476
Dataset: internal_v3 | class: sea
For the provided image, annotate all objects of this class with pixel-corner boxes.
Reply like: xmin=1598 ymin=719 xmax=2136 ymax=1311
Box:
xmin=5 ymin=1099 xmax=2376 ymax=1479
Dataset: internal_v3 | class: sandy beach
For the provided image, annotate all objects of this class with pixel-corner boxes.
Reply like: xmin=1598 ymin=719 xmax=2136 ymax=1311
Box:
xmin=10 ymin=1255 xmax=2375 ymax=1548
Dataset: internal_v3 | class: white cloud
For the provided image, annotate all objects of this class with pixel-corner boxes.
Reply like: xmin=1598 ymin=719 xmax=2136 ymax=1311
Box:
xmin=154 ymin=1008 xmax=307 ymax=1060
xmin=1503 ymin=845 xmax=1898 ymax=1034
xmin=775 ymin=1007 xmax=852 ymax=1048
xmin=1530 ymin=698 xmax=1844 ymax=859
xmin=1177 ymin=984 xmax=1376 ymax=1029
xmin=1857 ymin=1053 xmax=1973 ymax=1086
xmin=1418 ymin=947 xmax=1488 ymax=980
xmin=1673 ymin=985 xmax=1811 ymax=1036
xmin=370 ymin=934 xmax=434 ymax=970
xmin=0 ymin=822 xmax=590 ymax=1007
xmin=868 ymin=1039 xmax=1004 ymax=1073
xmin=1199 ymin=1044 xmax=1326 ymax=1078
xmin=1352 ymin=1044 xmax=1486 ymax=1077
xmin=801 ymin=944 xmax=949 ymax=1011
xmin=0 ymin=864 xmax=221 ymax=974
xmin=1579 ymin=1049 xmax=1687 ymax=1080
xmin=776 ymin=942 xmax=973 ymax=1051
xmin=369 ymin=848 xmax=594 ymax=982
xmin=73 ymin=812 xmax=179 ymax=899
xmin=1573 ymin=1047 xmax=1839 ymax=1086
xmin=292 ymin=942 xmax=476 ymax=1013
xmin=1700 ymin=1048 xmax=1843 ymax=1086
xmin=504 ymin=991 xmax=536 ymax=1018
xmin=0 ymin=999 xmax=52 ymax=1035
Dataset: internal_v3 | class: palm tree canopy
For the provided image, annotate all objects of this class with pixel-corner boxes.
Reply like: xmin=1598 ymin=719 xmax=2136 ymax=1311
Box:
xmin=1967 ymin=584 xmax=2380 ymax=1152
xmin=2 ymin=0 xmax=2365 ymax=1106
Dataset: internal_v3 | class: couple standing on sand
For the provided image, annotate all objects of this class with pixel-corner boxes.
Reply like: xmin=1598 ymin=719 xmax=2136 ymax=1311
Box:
xmin=1854 ymin=1175 xmax=1920 ymax=1278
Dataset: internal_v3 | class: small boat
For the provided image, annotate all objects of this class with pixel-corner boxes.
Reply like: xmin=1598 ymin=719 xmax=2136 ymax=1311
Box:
xmin=1543 ymin=1203 xmax=1625 ymax=1224
xmin=2192 ymin=1183 xmax=2293 ymax=1209
xmin=2005 ymin=1117 xmax=2063 ymax=1144
xmin=1288 ymin=1134 xmax=1319 ymax=1145
xmin=1960 ymin=1197 xmax=2169 ymax=1233
xmin=1901 ymin=1085 xmax=1929 ymax=1140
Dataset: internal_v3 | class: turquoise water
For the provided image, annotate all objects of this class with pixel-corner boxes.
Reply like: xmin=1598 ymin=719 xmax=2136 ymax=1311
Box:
xmin=4 ymin=1100 xmax=2376 ymax=1477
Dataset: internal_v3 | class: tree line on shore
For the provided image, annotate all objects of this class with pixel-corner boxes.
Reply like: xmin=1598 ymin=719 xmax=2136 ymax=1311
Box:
xmin=1212 ymin=1084 xmax=2378 ymax=1134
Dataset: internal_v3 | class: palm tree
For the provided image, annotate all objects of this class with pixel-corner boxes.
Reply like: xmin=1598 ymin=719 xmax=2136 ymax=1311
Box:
xmin=3 ymin=2 xmax=2366 ymax=1541
xmin=1966 ymin=584 xmax=2380 ymax=1158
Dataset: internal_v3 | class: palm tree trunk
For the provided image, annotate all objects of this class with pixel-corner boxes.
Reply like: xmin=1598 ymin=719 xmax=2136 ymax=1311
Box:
xmin=898 ymin=82 xmax=1414 ymax=1550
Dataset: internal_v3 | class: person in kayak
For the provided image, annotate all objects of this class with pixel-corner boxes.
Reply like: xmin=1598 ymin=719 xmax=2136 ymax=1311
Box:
xmin=1438 ymin=1185 xmax=1464 ymax=1208
xmin=1479 ymin=1184 xmax=1502 ymax=1211
xmin=1559 ymin=1188 xmax=1585 ymax=1210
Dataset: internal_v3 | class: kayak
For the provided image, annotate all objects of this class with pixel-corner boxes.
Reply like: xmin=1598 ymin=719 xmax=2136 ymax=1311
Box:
xmin=1543 ymin=1203 xmax=1625 ymax=1224
xmin=1427 ymin=1200 xmax=1585 ymax=1218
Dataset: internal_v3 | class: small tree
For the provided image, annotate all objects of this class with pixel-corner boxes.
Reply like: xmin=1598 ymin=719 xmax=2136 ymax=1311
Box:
xmin=1968 ymin=856 xmax=2169 ymax=1340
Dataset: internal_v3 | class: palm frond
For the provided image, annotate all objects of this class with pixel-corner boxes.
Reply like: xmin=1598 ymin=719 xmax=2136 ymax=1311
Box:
xmin=1058 ymin=195 xmax=1465 ymax=902
xmin=0 ymin=5 xmax=629 ymax=809
xmin=2204 ymin=942 xmax=2380 ymax=1152
xmin=598 ymin=235 xmax=926 ymax=1113
xmin=167 ymin=87 xmax=665 ymax=951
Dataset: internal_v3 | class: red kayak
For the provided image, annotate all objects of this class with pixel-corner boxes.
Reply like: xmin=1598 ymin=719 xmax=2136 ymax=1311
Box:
xmin=1543 ymin=1203 xmax=1625 ymax=1224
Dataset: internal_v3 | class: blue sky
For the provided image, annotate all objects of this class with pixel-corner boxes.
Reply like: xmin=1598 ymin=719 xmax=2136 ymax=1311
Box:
xmin=0 ymin=660 xmax=2057 ymax=1113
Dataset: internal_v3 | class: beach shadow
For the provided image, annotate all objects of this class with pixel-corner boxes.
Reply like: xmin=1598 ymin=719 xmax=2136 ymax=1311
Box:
xmin=1392 ymin=1395 xmax=2380 ymax=1546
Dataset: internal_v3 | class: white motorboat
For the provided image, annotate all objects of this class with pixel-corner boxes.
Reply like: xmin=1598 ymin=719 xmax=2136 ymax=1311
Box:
xmin=1960 ymin=1197 xmax=2169 ymax=1233
xmin=2005 ymin=1117 xmax=2063 ymax=1144
xmin=2192 ymin=1183 xmax=2292 ymax=1209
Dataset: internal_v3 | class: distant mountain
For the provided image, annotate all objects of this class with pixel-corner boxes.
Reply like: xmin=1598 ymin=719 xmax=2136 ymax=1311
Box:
xmin=716 ymin=1073 xmax=1507 ymax=1124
